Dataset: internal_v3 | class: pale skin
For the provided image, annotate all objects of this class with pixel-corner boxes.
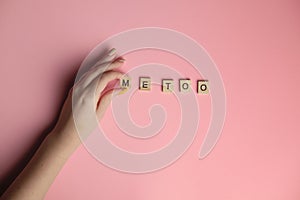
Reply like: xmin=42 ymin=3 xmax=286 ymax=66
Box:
xmin=2 ymin=48 xmax=126 ymax=200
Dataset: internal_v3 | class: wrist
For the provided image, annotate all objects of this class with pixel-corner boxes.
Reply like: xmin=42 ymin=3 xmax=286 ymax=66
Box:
xmin=48 ymin=127 xmax=81 ymax=154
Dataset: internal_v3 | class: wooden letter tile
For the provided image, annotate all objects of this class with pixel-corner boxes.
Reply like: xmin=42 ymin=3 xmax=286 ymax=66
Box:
xmin=179 ymin=79 xmax=191 ymax=92
xmin=139 ymin=77 xmax=151 ymax=90
xmin=162 ymin=79 xmax=174 ymax=93
xmin=197 ymin=80 xmax=209 ymax=94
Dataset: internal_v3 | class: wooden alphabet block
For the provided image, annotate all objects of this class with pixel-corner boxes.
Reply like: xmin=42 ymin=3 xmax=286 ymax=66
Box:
xmin=197 ymin=80 xmax=209 ymax=94
xmin=139 ymin=77 xmax=151 ymax=90
xmin=119 ymin=76 xmax=131 ymax=94
xmin=179 ymin=79 xmax=191 ymax=92
xmin=162 ymin=79 xmax=174 ymax=93
xmin=120 ymin=76 xmax=131 ymax=89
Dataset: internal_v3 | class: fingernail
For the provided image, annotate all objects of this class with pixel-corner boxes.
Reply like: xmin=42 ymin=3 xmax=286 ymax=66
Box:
xmin=118 ymin=88 xmax=128 ymax=95
xmin=108 ymin=48 xmax=117 ymax=56
xmin=112 ymin=88 xmax=127 ymax=96
xmin=117 ymin=58 xmax=126 ymax=63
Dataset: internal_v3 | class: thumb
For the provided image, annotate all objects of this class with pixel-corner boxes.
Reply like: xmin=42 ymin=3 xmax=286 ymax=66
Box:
xmin=96 ymin=88 xmax=124 ymax=120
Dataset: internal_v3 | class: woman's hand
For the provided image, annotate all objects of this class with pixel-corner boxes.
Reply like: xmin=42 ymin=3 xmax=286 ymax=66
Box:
xmin=2 ymin=48 xmax=127 ymax=200
xmin=52 ymin=48 xmax=125 ymax=146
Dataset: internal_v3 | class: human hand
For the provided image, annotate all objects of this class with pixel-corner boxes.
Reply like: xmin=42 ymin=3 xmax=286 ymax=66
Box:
xmin=1 ymin=48 xmax=127 ymax=200
xmin=52 ymin=48 xmax=125 ymax=145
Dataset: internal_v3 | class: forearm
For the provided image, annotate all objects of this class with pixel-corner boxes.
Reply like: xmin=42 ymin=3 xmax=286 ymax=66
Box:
xmin=2 ymin=129 xmax=81 ymax=200
xmin=2 ymin=48 xmax=124 ymax=200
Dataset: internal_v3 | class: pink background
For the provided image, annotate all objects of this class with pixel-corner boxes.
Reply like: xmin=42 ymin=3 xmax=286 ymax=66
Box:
xmin=1 ymin=0 xmax=300 ymax=199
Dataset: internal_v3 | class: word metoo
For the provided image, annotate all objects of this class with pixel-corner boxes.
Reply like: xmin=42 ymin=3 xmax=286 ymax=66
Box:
xmin=120 ymin=77 xmax=209 ymax=94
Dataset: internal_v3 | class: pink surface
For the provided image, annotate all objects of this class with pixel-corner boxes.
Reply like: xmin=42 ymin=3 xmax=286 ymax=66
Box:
xmin=1 ymin=0 xmax=300 ymax=199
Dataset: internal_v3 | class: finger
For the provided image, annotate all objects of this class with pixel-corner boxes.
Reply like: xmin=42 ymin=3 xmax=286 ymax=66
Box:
xmin=93 ymin=57 xmax=125 ymax=78
xmin=78 ymin=57 xmax=125 ymax=88
xmin=93 ymin=48 xmax=118 ymax=68
xmin=75 ymin=48 xmax=117 ymax=84
xmin=95 ymin=89 xmax=115 ymax=119
xmin=96 ymin=88 xmax=124 ymax=119
xmin=85 ymin=58 xmax=125 ymax=85
xmin=76 ymin=48 xmax=120 ymax=86
xmin=92 ymin=70 xmax=124 ymax=100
